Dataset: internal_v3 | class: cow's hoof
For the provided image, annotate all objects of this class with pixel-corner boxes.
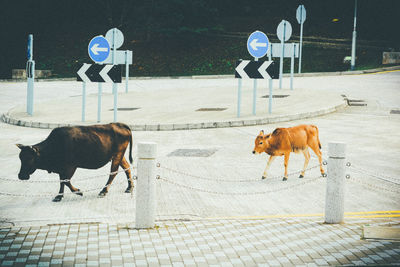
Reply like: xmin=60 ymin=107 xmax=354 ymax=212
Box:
xmin=125 ymin=187 xmax=133 ymax=193
xmin=74 ymin=190 xmax=83 ymax=197
xmin=282 ymin=177 xmax=288 ymax=181
xmin=52 ymin=195 xmax=63 ymax=202
xmin=262 ymin=176 xmax=266 ymax=180
xmin=98 ymin=191 xmax=107 ymax=198
xmin=299 ymin=174 xmax=304 ymax=178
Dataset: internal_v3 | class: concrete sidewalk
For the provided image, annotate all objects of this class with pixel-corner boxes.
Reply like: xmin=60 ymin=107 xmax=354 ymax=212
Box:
xmin=1 ymin=217 xmax=399 ymax=266
xmin=1 ymin=78 xmax=345 ymax=131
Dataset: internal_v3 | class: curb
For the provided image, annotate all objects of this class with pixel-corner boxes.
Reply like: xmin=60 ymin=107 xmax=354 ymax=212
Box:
xmin=1 ymin=101 xmax=347 ymax=131
xmin=1 ymin=65 xmax=399 ymax=83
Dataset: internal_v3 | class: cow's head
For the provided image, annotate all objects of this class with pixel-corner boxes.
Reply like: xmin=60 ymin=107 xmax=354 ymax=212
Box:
xmin=252 ymin=130 xmax=271 ymax=154
xmin=16 ymin=144 xmax=39 ymax=180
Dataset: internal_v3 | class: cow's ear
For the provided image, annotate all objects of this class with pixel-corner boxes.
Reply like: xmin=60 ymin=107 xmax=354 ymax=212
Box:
xmin=16 ymin=144 xmax=24 ymax=150
xmin=31 ymin=146 xmax=39 ymax=155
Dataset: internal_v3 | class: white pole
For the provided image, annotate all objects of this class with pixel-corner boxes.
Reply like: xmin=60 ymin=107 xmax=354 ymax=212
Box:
xmin=279 ymin=21 xmax=286 ymax=89
xmin=27 ymin=34 xmax=34 ymax=115
xmin=351 ymin=0 xmax=357 ymax=71
xmin=136 ymin=142 xmax=157 ymax=229
xmin=82 ymin=82 xmax=86 ymax=122
xmin=112 ymin=28 xmax=118 ymax=122
xmin=299 ymin=22 xmax=304 ymax=73
xmin=125 ymin=50 xmax=129 ymax=93
xmin=253 ymin=57 xmax=258 ymax=115
xmin=268 ymin=51 xmax=273 ymax=114
xmin=290 ymin=43 xmax=295 ymax=90
xmin=97 ymin=83 xmax=102 ymax=123
xmin=325 ymin=142 xmax=347 ymax=224
xmin=237 ymin=78 xmax=242 ymax=118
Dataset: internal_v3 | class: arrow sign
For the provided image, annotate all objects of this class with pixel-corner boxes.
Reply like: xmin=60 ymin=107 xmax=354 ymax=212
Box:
xmin=235 ymin=60 xmax=278 ymax=79
xmin=247 ymin=31 xmax=269 ymax=58
xmin=250 ymin=39 xmax=267 ymax=51
xmin=77 ymin=64 xmax=122 ymax=83
xmin=91 ymin=43 xmax=109 ymax=55
xmin=88 ymin=36 xmax=110 ymax=63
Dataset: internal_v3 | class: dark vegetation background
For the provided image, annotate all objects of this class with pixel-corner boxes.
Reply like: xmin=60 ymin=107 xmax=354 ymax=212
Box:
xmin=0 ymin=0 xmax=399 ymax=78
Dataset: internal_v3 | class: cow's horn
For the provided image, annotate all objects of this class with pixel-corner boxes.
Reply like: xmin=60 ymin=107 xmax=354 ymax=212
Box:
xmin=16 ymin=144 xmax=24 ymax=149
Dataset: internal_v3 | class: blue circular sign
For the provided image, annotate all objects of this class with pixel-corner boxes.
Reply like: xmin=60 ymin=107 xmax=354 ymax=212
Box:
xmin=247 ymin=31 xmax=269 ymax=59
xmin=88 ymin=35 xmax=110 ymax=63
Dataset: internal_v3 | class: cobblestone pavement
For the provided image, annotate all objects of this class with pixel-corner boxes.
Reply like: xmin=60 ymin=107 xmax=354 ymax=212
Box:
xmin=1 ymin=217 xmax=399 ymax=266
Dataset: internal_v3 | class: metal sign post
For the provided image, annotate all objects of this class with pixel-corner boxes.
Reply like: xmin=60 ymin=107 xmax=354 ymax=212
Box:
xmin=97 ymin=83 xmax=102 ymax=122
xmin=290 ymin=43 xmax=295 ymax=90
xmin=237 ymin=76 xmax=242 ymax=118
xmin=277 ymin=20 xmax=292 ymax=89
xmin=351 ymin=0 xmax=358 ymax=71
xmin=253 ymin=57 xmax=258 ymax=115
xmin=267 ymin=50 xmax=273 ymax=114
xmin=26 ymin=34 xmax=35 ymax=115
xmin=296 ymin=5 xmax=306 ymax=73
xmin=84 ymin=28 xmax=132 ymax=123
xmin=246 ymin=31 xmax=269 ymax=116
xmin=125 ymin=51 xmax=129 ymax=93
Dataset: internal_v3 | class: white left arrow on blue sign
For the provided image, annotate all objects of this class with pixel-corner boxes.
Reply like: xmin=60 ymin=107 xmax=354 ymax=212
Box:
xmin=77 ymin=63 xmax=91 ymax=82
xmin=88 ymin=36 xmax=111 ymax=63
xmin=250 ymin=39 xmax=267 ymax=51
xmin=91 ymin=43 xmax=109 ymax=55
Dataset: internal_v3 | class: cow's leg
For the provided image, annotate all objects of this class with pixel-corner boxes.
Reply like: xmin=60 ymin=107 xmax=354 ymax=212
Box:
xmin=120 ymin=157 xmax=134 ymax=193
xmin=53 ymin=167 xmax=79 ymax=202
xmin=299 ymin=148 xmax=311 ymax=178
xmin=310 ymin=144 xmax=325 ymax=176
xmin=99 ymin=156 xmax=122 ymax=197
xmin=282 ymin=152 xmax=290 ymax=181
xmin=53 ymin=182 xmax=65 ymax=202
xmin=262 ymin=156 xmax=276 ymax=179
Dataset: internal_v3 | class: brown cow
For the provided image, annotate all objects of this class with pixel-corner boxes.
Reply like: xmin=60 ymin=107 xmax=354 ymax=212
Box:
xmin=17 ymin=123 xmax=134 ymax=202
xmin=252 ymin=124 xmax=325 ymax=181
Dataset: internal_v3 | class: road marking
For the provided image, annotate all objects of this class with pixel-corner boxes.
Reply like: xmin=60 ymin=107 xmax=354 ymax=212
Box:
xmin=362 ymin=69 xmax=400 ymax=75
xmin=206 ymin=210 xmax=400 ymax=220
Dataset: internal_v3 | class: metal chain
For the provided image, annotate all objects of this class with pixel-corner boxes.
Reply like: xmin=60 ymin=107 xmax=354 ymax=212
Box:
xmin=0 ymin=157 xmax=138 ymax=184
xmin=158 ymin=175 xmax=323 ymax=196
xmin=158 ymin=163 xmax=321 ymax=183
xmin=0 ymin=178 xmax=128 ymax=198
xmin=348 ymin=164 xmax=400 ymax=185
xmin=347 ymin=175 xmax=400 ymax=194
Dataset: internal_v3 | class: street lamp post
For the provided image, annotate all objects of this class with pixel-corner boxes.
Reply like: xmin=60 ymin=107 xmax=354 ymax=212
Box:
xmin=351 ymin=0 xmax=357 ymax=71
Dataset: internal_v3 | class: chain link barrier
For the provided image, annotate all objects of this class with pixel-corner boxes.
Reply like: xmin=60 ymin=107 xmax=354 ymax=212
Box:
xmin=158 ymin=175 xmax=324 ymax=195
xmin=0 ymin=157 xmax=138 ymax=198
xmin=0 ymin=178 xmax=128 ymax=198
xmin=158 ymin=163 xmax=322 ymax=183
xmin=0 ymin=157 xmax=138 ymax=184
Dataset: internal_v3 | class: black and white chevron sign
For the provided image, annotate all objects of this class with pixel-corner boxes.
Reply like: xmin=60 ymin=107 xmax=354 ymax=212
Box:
xmin=77 ymin=63 xmax=122 ymax=83
xmin=235 ymin=60 xmax=278 ymax=79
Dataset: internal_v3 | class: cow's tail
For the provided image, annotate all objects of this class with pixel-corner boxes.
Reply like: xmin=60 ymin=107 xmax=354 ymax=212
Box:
xmin=312 ymin=125 xmax=322 ymax=149
xmin=129 ymin=132 xmax=133 ymax=164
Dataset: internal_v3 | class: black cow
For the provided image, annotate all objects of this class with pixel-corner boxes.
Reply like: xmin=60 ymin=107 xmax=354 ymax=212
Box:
xmin=17 ymin=123 xmax=134 ymax=202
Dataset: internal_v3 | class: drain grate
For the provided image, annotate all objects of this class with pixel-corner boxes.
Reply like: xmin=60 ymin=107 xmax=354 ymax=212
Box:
xmin=109 ymin=107 xmax=140 ymax=111
xmin=390 ymin=109 xmax=400 ymax=114
xmin=167 ymin=149 xmax=217 ymax=157
xmin=347 ymin=99 xmax=367 ymax=106
xmin=196 ymin=108 xmax=227 ymax=112
xmin=261 ymin=95 xmax=289 ymax=98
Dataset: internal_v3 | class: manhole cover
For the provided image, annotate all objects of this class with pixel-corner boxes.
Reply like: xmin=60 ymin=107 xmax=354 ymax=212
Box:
xmin=196 ymin=108 xmax=227 ymax=112
xmin=109 ymin=107 xmax=140 ymax=111
xmin=167 ymin=149 xmax=217 ymax=157
xmin=261 ymin=95 xmax=289 ymax=98
xmin=390 ymin=109 xmax=400 ymax=114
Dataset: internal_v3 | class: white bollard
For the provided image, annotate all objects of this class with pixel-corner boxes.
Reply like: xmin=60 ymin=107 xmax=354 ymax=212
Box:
xmin=135 ymin=142 xmax=157 ymax=229
xmin=325 ymin=142 xmax=347 ymax=224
